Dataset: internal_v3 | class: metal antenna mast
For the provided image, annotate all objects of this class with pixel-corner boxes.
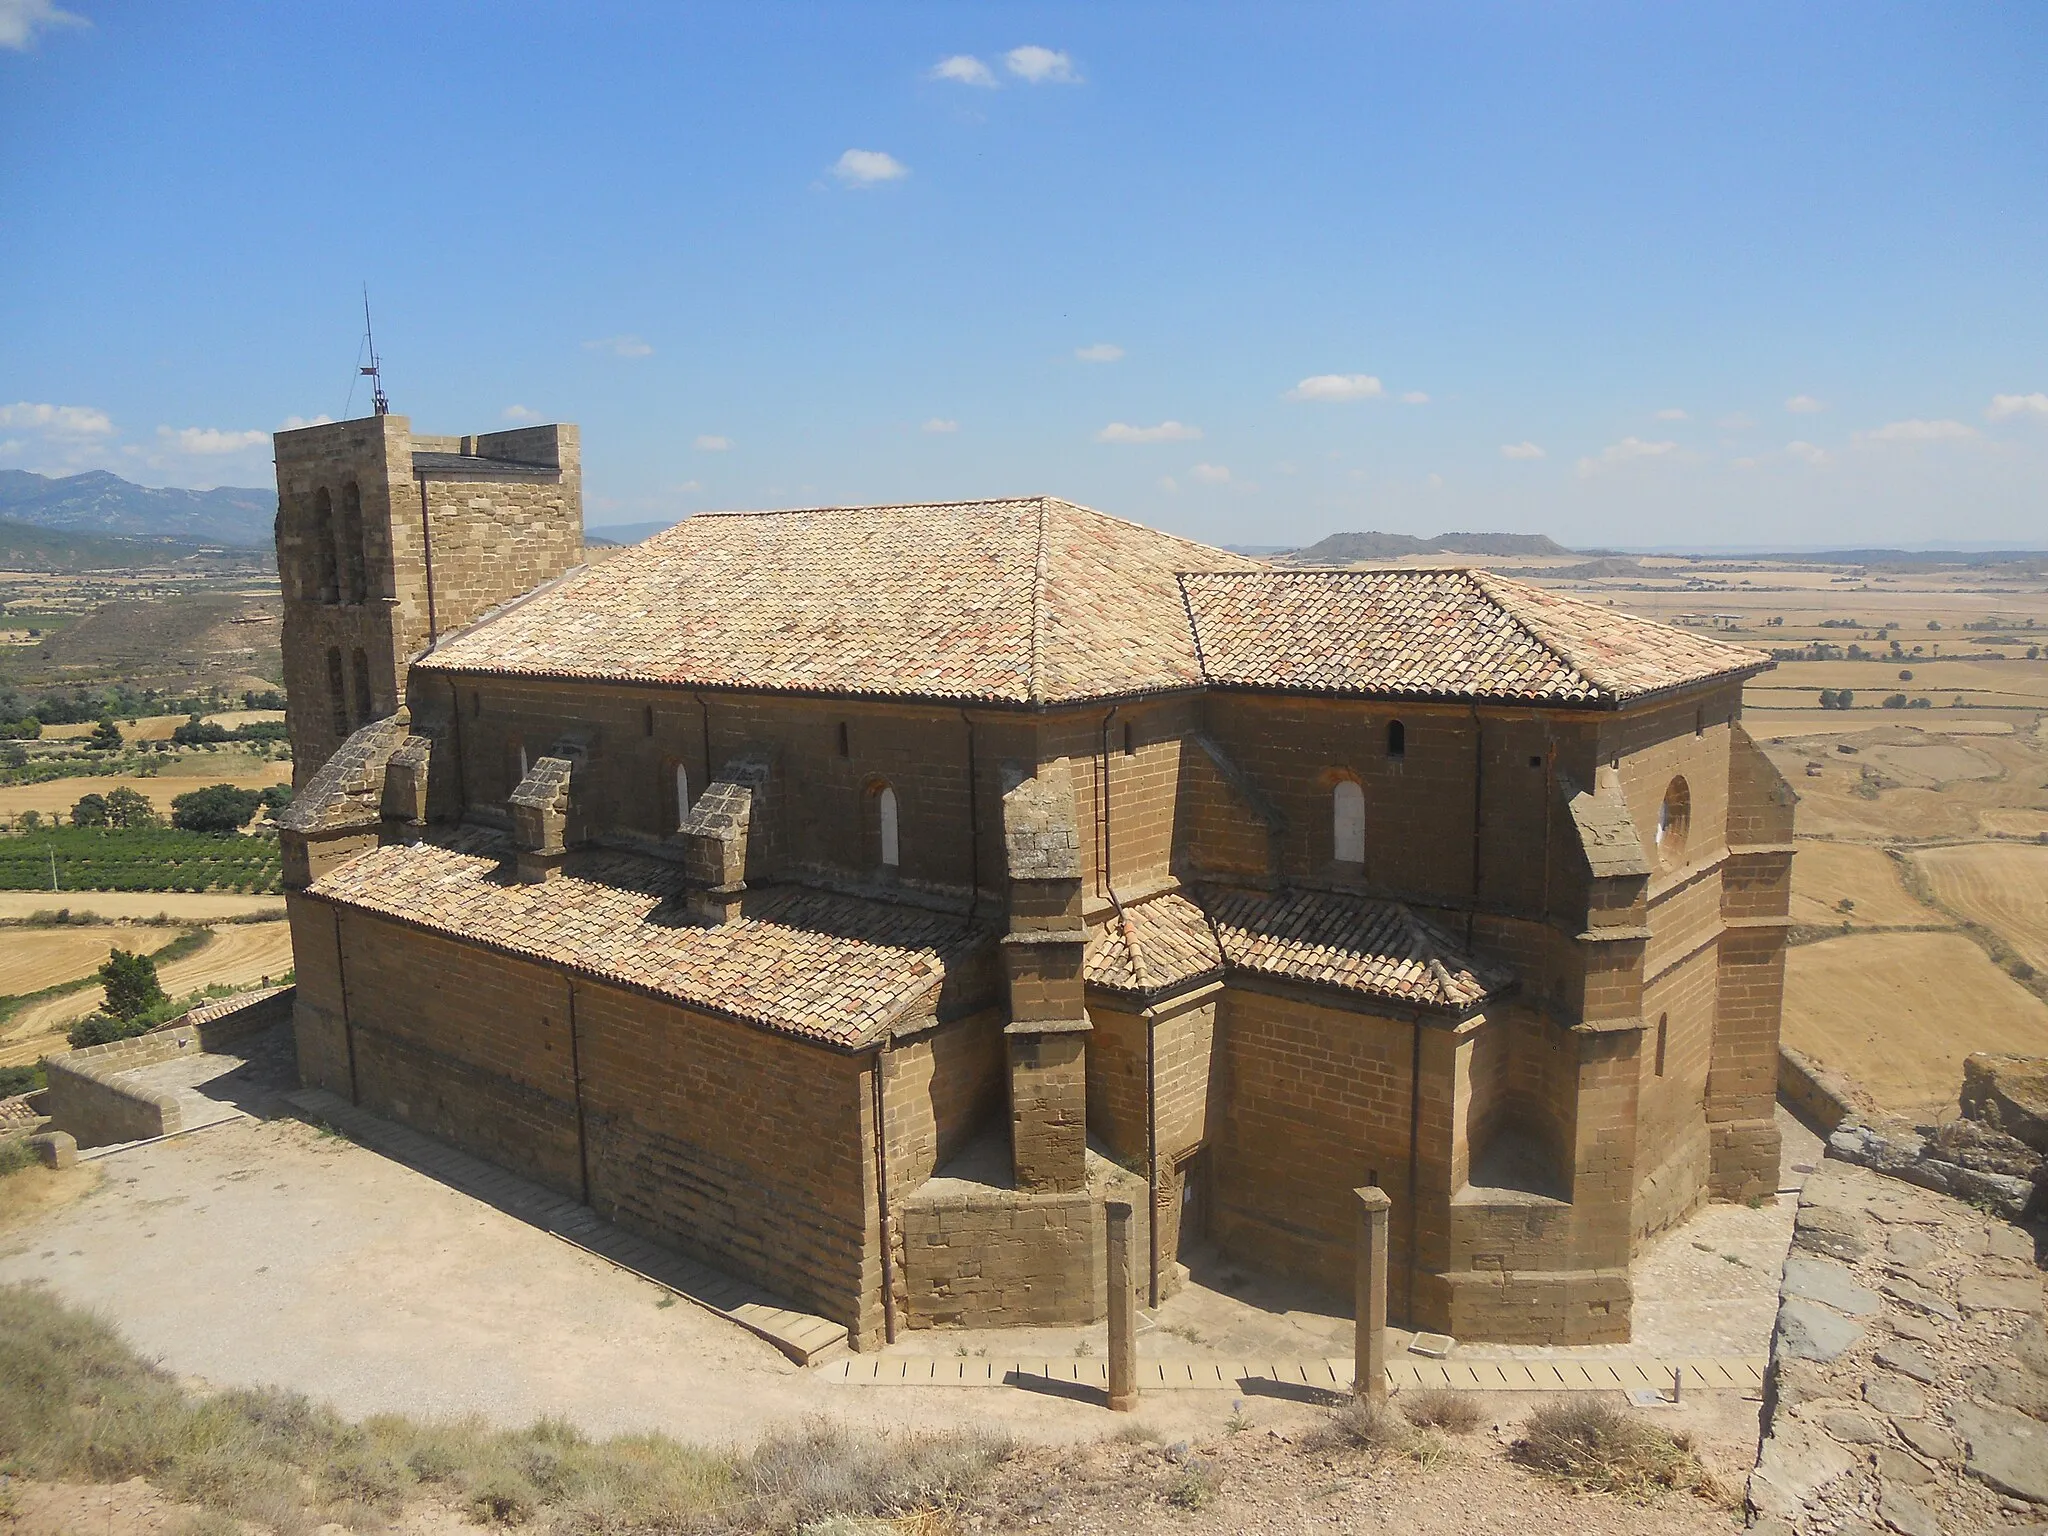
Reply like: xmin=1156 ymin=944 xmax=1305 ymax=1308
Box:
xmin=361 ymin=285 xmax=390 ymax=416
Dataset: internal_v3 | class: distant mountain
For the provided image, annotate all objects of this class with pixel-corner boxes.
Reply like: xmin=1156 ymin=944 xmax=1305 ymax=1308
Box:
xmin=585 ymin=518 xmax=685 ymax=546
xmin=1286 ymin=530 xmax=1573 ymax=564
xmin=0 ymin=469 xmax=275 ymax=546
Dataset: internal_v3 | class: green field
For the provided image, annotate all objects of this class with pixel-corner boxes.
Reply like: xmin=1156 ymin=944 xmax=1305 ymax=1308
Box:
xmin=0 ymin=826 xmax=282 ymax=893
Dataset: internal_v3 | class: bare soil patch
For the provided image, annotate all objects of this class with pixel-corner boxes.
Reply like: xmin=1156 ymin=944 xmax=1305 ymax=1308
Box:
xmin=1783 ymin=930 xmax=2048 ymax=1118
xmin=1910 ymin=840 xmax=2048 ymax=976
xmin=0 ymin=890 xmax=284 ymax=922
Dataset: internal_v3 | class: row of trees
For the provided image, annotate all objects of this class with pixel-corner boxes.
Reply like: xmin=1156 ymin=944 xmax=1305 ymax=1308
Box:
xmin=60 ymin=782 xmax=289 ymax=834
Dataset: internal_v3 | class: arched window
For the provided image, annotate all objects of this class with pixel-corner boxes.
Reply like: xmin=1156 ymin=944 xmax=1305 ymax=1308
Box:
xmin=877 ymin=784 xmax=900 ymax=868
xmin=1386 ymin=719 xmax=1406 ymax=759
xmin=351 ymin=648 xmax=374 ymax=727
xmin=312 ymin=489 xmax=338 ymax=603
xmin=325 ymin=647 xmax=348 ymax=734
xmin=340 ymin=482 xmax=368 ymax=605
xmin=1333 ymin=779 xmax=1365 ymax=865
xmin=1656 ymin=777 xmax=1691 ymax=865
xmin=674 ymin=764 xmax=690 ymax=829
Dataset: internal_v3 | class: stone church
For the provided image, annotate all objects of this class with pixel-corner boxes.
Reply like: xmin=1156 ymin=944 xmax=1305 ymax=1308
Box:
xmin=273 ymin=412 xmax=1793 ymax=1351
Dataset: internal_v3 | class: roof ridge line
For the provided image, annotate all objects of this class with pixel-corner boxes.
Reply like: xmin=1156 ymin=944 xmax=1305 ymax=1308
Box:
xmin=1028 ymin=496 xmax=1049 ymax=705
xmin=1463 ymin=567 xmax=1606 ymax=701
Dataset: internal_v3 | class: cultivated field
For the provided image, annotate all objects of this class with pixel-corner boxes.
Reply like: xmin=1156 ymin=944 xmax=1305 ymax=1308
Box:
xmin=0 ymin=919 xmax=294 ymax=1066
xmin=1909 ymin=841 xmax=2048 ymax=977
xmin=40 ymin=709 xmax=286 ymax=744
xmin=1787 ymin=840 xmax=1938 ymax=930
xmin=0 ymin=758 xmax=290 ymax=821
xmin=0 ymin=891 xmax=284 ymax=922
xmin=1782 ymin=930 xmax=2048 ymax=1120
xmin=0 ymin=925 xmax=134 ymax=996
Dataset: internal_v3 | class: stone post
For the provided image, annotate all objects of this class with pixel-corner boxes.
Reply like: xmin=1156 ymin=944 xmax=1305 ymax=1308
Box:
xmin=1353 ymin=1186 xmax=1391 ymax=1401
xmin=1106 ymin=1198 xmax=1137 ymax=1412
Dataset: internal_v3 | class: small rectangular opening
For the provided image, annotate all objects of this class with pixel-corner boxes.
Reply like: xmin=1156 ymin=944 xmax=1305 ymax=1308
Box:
xmin=837 ymin=721 xmax=849 ymax=757
xmin=1528 ymin=755 xmax=1542 ymax=768
xmin=644 ymin=705 xmax=654 ymax=737
xmin=1123 ymin=721 xmax=1135 ymax=756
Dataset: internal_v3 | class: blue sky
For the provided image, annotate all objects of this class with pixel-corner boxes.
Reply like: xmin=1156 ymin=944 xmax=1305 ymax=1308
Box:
xmin=3 ymin=2 xmax=2044 ymax=548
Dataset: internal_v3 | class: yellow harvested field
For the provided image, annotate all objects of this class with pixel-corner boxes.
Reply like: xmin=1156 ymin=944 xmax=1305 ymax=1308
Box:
xmin=1789 ymin=841 xmax=1940 ymax=929
xmin=1784 ymin=930 xmax=2048 ymax=1118
xmin=0 ymin=892 xmax=283 ymax=922
xmin=1981 ymin=810 xmax=2048 ymax=839
xmin=0 ymin=920 xmax=293 ymax=1066
xmin=1742 ymin=710 xmax=2013 ymax=741
xmin=1910 ymin=843 xmax=2048 ymax=976
xmin=124 ymin=709 xmax=285 ymax=742
xmin=0 ymin=926 xmax=132 ymax=995
xmin=0 ymin=761 xmax=289 ymax=820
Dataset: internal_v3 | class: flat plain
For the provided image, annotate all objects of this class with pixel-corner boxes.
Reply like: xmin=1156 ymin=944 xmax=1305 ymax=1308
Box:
xmin=1908 ymin=840 xmax=2048 ymax=977
xmin=0 ymin=925 xmax=134 ymax=995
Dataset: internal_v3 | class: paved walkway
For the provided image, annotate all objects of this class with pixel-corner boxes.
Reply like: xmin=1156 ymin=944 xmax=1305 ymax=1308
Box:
xmin=285 ymin=1088 xmax=848 ymax=1364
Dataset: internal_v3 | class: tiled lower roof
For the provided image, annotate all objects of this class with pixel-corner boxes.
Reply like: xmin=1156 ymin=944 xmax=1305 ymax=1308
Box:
xmin=1084 ymin=893 xmax=1225 ymax=997
xmin=1200 ymin=887 xmax=1512 ymax=1010
xmin=1180 ymin=568 xmax=1769 ymax=704
xmin=1084 ymin=885 xmax=1512 ymax=1012
xmin=307 ymin=832 xmax=993 ymax=1046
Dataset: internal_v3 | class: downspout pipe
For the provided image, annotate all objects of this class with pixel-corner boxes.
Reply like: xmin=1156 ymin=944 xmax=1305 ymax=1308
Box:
xmin=693 ymin=692 xmax=713 ymax=797
xmin=332 ymin=906 xmax=358 ymax=1104
xmin=960 ymin=709 xmax=979 ymax=928
xmin=1097 ymin=705 xmax=1120 ymax=897
xmin=1407 ymin=1015 xmax=1422 ymax=1326
xmin=1145 ymin=1001 xmax=1160 ymax=1308
xmin=566 ymin=974 xmax=591 ymax=1206
xmin=415 ymin=473 xmax=440 ymax=645
xmin=872 ymin=1041 xmax=898 ymax=1345
xmin=1467 ymin=703 xmax=1484 ymax=949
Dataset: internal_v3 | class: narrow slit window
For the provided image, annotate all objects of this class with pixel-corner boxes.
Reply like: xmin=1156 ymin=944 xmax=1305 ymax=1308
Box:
xmin=325 ymin=647 xmax=347 ymax=735
xmin=1123 ymin=721 xmax=1135 ymax=756
xmin=644 ymin=705 xmax=655 ymax=737
xmin=1386 ymin=719 xmax=1406 ymax=758
xmin=837 ymin=721 xmax=849 ymax=757
xmin=1654 ymin=1014 xmax=1669 ymax=1077
xmin=351 ymin=648 xmax=374 ymax=727
xmin=1333 ymin=779 xmax=1365 ymax=865
xmin=877 ymin=785 xmax=899 ymax=868
xmin=674 ymin=764 xmax=690 ymax=829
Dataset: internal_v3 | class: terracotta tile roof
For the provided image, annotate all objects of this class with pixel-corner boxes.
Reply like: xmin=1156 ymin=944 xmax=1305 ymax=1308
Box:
xmin=1084 ymin=892 xmax=1225 ymax=998
xmin=1179 ymin=568 xmax=1769 ymax=704
xmin=1199 ymin=887 xmax=1512 ymax=1010
xmin=422 ymin=498 xmax=1259 ymax=705
xmin=307 ymin=832 xmax=994 ymax=1046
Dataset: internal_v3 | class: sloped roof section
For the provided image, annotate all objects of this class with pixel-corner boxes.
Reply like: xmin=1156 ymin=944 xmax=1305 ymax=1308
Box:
xmin=1180 ymin=568 xmax=1768 ymax=704
xmin=422 ymin=498 xmax=1258 ymax=705
xmin=1084 ymin=892 xmax=1226 ymax=998
xmin=1200 ymin=886 xmax=1512 ymax=1010
xmin=307 ymin=831 xmax=995 ymax=1046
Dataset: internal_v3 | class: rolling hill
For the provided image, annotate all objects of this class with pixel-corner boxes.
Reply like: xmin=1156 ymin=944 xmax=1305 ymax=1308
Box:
xmin=1284 ymin=530 xmax=1574 ymax=563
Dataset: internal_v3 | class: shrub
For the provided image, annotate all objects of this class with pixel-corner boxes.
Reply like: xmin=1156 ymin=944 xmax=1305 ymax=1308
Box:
xmin=0 ymin=1137 xmax=34 ymax=1177
xmin=0 ymin=1063 xmax=46 ymax=1097
xmin=170 ymin=783 xmax=264 ymax=834
xmin=1513 ymin=1396 xmax=1720 ymax=1501
xmin=86 ymin=718 xmax=125 ymax=752
xmin=70 ymin=792 xmax=111 ymax=827
xmin=1401 ymin=1387 xmax=1483 ymax=1433
xmin=171 ymin=715 xmax=232 ymax=747
xmin=100 ymin=947 xmax=168 ymax=1021
xmin=1309 ymin=1398 xmax=1412 ymax=1454
xmin=104 ymin=786 xmax=158 ymax=828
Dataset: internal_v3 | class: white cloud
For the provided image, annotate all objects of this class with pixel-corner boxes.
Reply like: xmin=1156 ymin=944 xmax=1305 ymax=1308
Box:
xmin=1785 ymin=440 xmax=1831 ymax=466
xmin=1654 ymin=407 xmax=1689 ymax=421
xmin=1191 ymin=463 xmax=1232 ymax=483
xmin=1857 ymin=418 xmax=1979 ymax=444
xmin=931 ymin=54 xmax=997 ymax=87
xmin=1287 ymin=373 xmax=1383 ymax=402
xmin=1499 ymin=441 xmax=1546 ymax=460
xmin=0 ymin=401 xmax=113 ymax=436
xmin=833 ymin=148 xmax=909 ymax=186
xmin=1400 ymin=391 xmax=1430 ymax=405
xmin=693 ymin=434 xmax=733 ymax=451
xmin=1158 ymin=476 xmax=1178 ymax=492
xmin=1785 ymin=394 xmax=1825 ymax=414
xmin=1719 ymin=412 xmax=1757 ymax=430
xmin=584 ymin=335 xmax=653 ymax=358
xmin=1576 ymin=437 xmax=1679 ymax=477
xmin=502 ymin=404 xmax=543 ymax=423
xmin=159 ymin=426 xmax=266 ymax=456
xmin=1074 ymin=342 xmax=1124 ymax=363
xmin=1988 ymin=392 xmax=2048 ymax=422
xmin=1426 ymin=473 xmax=1444 ymax=491
xmin=279 ymin=414 xmax=334 ymax=430
xmin=921 ymin=418 xmax=958 ymax=434
xmin=1005 ymin=45 xmax=1080 ymax=84
xmin=1097 ymin=420 xmax=1200 ymax=444
xmin=0 ymin=0 xmax=87 ymax=50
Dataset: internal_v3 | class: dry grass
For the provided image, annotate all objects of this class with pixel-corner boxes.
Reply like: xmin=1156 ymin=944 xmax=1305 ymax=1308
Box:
xmin=1787 ymin=841 xmax=1943 ymax=931
xmin=1911 ymin=841 xmax=2048 ymax=977
xmin=0 ymin=1283 xmax=1009 ymax=1534
xmin=1511 ymin=1397 xmax=1721 ymax=1502
xmin=1783 ymin=930 xmax=2048 ymax=1117
xmin=1400 ymin=1388 xmax=1483 ymax=1433
xmin=0 ymin=891 xmax=285 ymax=922
xmin=1304 ymin=1396 xmax=1448 ymax=1467
xmin=0 ymin=760 xmax=289 ymax=821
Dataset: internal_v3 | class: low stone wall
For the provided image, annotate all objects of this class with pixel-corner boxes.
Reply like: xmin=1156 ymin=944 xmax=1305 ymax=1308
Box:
xmin=39 ymin=986 xmax=293 ymax=1149
xmin=899 ymin=1153 xmax=1147 ymax=1329
xmin=1778 ymin=1044 xmax=1864 ymax=1133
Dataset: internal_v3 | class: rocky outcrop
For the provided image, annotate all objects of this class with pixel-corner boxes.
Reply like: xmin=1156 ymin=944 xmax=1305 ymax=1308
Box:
xmin=1748 ymin=1157 xmax=2047 ymax=1534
